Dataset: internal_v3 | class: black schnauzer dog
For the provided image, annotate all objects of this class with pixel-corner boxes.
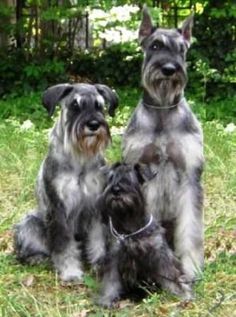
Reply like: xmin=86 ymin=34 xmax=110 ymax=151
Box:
xmin=97 ymin=163 xmax=192 ymax=307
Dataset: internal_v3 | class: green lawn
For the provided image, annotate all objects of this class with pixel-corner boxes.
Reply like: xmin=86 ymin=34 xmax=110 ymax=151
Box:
xmin=0 ymin=91 xmax=235 ymax=317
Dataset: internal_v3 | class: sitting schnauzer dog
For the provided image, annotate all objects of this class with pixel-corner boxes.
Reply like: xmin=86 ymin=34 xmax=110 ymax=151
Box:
xmin=97 ymin=163 xmax=192 ymax=307
xmin=14 ymin=83 xmax=118 ymax=282
xmin=123 ymin=7 xmax=204 ymax=281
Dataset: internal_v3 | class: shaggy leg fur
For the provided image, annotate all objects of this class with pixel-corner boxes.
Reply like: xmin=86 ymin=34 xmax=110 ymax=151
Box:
xmin=14 ymin=211 xmax=49 ymax=264
xmin=98 ymin=261 xmax=123 ymax=308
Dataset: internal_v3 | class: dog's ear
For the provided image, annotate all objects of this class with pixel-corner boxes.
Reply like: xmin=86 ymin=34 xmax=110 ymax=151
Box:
xmin=95 ymin=84 xmax=119 ymax=117
xmin=139 ymin=5 xmax=154 ymax=44
xmin=178 ymin=14 xmax=194 ymax=45
xmin=134 ymin=163 xmax=155 ymax=185
xmin=42 ymin=84 xmax=74 ymax=116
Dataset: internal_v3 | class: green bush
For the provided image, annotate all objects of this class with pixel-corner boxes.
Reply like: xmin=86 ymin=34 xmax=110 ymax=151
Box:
xmin=69 ymin=44 xmax=142 ymax=87
xmin=0 ymin=1 xmax=235 ymax=105
xmin=0 ymin=51 xmax=69 ymax=96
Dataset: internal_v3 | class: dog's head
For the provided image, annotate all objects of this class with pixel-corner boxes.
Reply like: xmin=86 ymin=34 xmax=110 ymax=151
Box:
xmin=42 ymin=83 xmax=118 ymax=157
xmin=139 ymin=6 xmax=193 ymax=106
xmin=100 ymin=163 xmax=154 ymax=221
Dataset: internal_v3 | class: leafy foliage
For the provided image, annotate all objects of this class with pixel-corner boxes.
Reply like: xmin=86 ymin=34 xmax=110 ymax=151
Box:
xmin=0 ymin=1 xmax=235 ymax=108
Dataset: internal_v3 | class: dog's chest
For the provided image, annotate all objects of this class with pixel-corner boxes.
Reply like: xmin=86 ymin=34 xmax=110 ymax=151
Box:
xmin=54 ymin=169 xmax=102 ymax=213
xmin=117 ymin=239 xmax=156 ymax=287
xmin=124 ymin=105 xmax=202 ymax=169
xmin=124 ymin=106 xmax=203 ymax=219
xmin=80 ymin=170 xmax=103 ymax=197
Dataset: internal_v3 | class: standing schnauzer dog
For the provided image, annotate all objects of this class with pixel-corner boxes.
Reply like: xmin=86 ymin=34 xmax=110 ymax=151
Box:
xmin=97 ymin=163 xmax=192 ymax=307
xmin=14 ymin=83 xmax=118 ymax=282
xmin=123 ymin=7 xmax=204 ymax=281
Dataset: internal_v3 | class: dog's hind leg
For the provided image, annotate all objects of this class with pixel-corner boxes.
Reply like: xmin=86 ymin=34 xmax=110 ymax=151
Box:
xmin=154 ymin=241 xmax=193 ymax=299
xmin=13 ymin=211 xmax=49 ymax=264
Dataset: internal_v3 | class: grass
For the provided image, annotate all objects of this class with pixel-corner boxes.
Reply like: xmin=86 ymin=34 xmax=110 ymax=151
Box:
xmin=0 ymin=90 xmax=235 ymax=317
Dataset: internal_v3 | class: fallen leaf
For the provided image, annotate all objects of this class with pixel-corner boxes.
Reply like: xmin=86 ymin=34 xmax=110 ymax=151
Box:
xmin=22 ymin=274 xmax=35 ymax=287
xmin=72 ymin=309 xmax=90 ymax=317
xmin=118 ymin=299 xmax=132 ymax=309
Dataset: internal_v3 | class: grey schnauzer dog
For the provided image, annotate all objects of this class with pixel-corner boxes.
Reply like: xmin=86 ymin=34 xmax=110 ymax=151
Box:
xmin=14 ymin=83 xmax=118 ymax=282
xmin=97 ymin=163 xmax=192 ymax=307
xmin=123 ymin=7 xmax=204 ymax=281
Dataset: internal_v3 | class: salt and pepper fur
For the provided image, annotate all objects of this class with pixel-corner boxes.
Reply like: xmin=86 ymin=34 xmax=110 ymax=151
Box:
xmin=14 ymin=83 xmax=118 ymax=282
xmin=123 ymin=7 xmax=204 ymax=281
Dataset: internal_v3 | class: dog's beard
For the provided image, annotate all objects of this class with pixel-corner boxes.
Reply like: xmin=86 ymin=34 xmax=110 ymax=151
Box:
xmin=142 ymin=65 xmax=186 ymax=106
xmin=67 ymin=122 xmax=111 ymax=157
xmin=78 ymin=128 xmax=110 ymax=157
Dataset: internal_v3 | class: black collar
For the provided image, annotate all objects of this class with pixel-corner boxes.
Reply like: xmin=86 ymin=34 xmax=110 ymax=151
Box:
xmin=142 ymin=90 xmax=183 ymax=110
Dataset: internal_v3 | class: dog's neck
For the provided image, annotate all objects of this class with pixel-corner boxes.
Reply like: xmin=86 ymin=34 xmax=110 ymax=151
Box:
xmin=142 ymin=89 xmax=184 ymax=110
xmin=111 ymin=206 xmax=151 ymax=235
xmin=109 ymin=212 xmax=154 ymax=241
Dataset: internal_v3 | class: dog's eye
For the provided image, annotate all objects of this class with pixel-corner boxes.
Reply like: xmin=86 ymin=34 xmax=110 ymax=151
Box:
xmin=71 ymin=100 xmax=80 ymax=112
xmin=95 ymin=101 xmax=103 ymax=111
xmin=151 ymin=41 xmax=163 ymax=51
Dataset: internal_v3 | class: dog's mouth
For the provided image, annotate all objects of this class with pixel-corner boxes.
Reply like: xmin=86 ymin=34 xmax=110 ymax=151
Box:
xmin=108 ymin=193 xmax=136 ymax=208
xmin=110 ymin=194 xmax=123 ymax=202
xmin=111 ymin=195 xmax=123 ymax=202
xmin=106 ymin=193 xmax=124 ymax=205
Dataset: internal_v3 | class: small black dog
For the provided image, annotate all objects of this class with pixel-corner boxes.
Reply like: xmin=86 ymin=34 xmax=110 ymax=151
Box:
xmin=97 ymin=163 xmax=192 ymax=307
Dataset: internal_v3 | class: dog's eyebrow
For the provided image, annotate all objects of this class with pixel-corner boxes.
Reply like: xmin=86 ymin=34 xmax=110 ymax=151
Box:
xmin=161 ymin=34 xmax=169 ymax=46
xmin=96 ymin=95 xmax=105 ymax=106
xmin=150 ymin=34 xmax=171 ymax=49
xmin=74 ymin=93 xmax=82 ymax=105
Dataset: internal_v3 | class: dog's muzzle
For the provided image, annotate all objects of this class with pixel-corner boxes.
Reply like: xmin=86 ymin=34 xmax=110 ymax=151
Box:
xmin=161 ymin=63 xmax=177 ymax=77
xmin=86 ymin=120 xmax=101 ymax=132
xmin=78 ymin=120 xmax=111 ymax=156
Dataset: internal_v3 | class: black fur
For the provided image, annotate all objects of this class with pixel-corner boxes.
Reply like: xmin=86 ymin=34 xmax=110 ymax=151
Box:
xmin=97 ymin=163 xmax=192 ymax=307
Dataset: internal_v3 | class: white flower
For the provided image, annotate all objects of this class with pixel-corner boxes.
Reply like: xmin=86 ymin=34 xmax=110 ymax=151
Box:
xmin=90 ymin=9 xmax=109 ymax=21
xmin=100 ymin=27 xmax=137 ymax=44
xmin=111 ymin=126 xmax=124 ymax=135
xmin=20 ymin=120 xmax=34 ymax=130
xmin=110 ymin=5 xmax=139 ymax=22
xmin=224 ymin=123 xmax=236 ymax=133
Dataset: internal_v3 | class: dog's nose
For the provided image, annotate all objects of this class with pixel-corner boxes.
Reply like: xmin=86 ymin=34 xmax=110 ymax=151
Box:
xmin=87 ymin=120 xmax=100 ymax=131
xmin=161 ymin=63 xmax=176 ymax=76
xmin=112 ymin=185 xmax=121 ymax=195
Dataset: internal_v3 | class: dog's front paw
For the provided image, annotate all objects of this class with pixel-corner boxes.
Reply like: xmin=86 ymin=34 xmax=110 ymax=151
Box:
xmin=97 ymin=296 xmax=118 ymax=308
xmin=59 ymin=267 xmax=84 ymax=284
xmin=178 ymin=275 xmax=194 ymax=300
xmin=26 ymin=253 xmax=49 ymax=265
